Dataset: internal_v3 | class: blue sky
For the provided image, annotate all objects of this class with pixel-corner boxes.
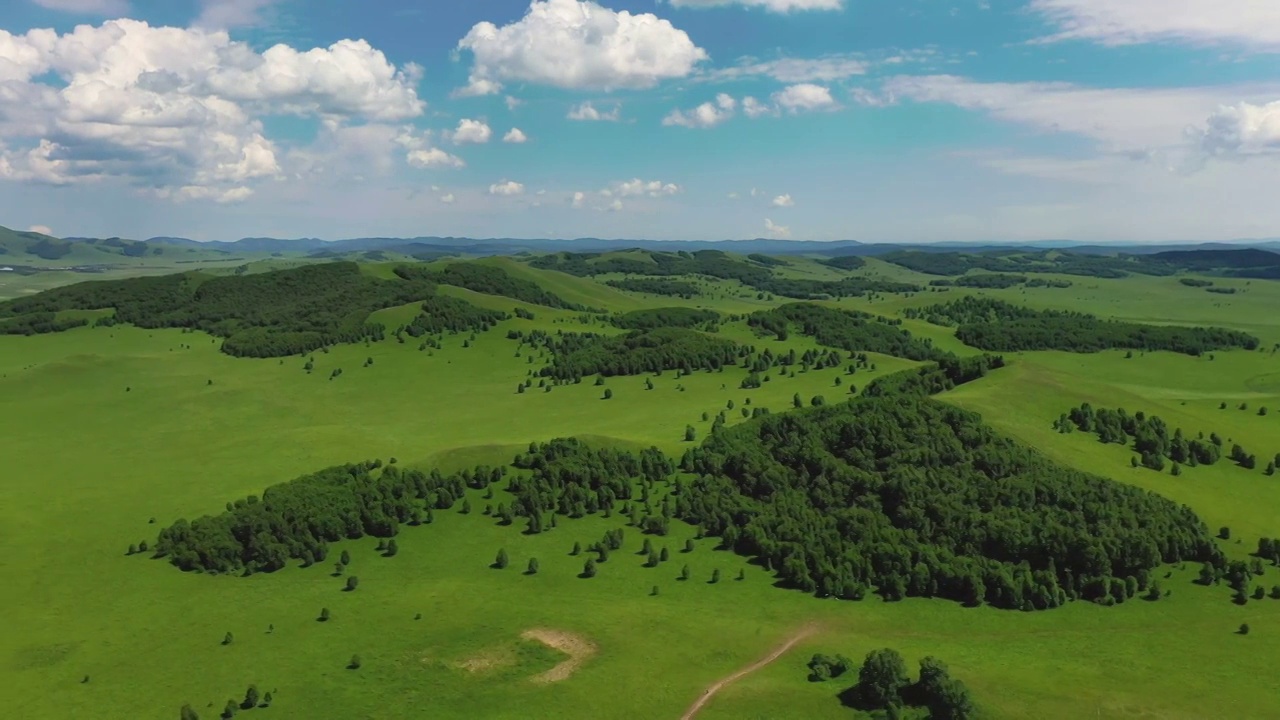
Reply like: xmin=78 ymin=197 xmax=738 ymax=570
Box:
xmin=0 ymin=0 xmax=1278 ymax=242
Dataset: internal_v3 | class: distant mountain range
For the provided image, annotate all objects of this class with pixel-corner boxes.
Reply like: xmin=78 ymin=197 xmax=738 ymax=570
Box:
xmin=5 ymin=223 xmax=1280 ymax=263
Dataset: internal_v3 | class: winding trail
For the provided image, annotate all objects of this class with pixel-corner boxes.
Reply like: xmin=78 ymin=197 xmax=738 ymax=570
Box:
xmin=680 ymin=625 xmax=820 ymax=720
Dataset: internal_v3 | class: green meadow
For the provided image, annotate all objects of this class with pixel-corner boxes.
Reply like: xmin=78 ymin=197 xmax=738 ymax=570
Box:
xmin=3 ymin=256 xmax=1280 ymax=719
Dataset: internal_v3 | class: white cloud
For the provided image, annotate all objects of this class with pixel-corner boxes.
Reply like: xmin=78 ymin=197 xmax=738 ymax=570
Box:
xmin=880 ymin=75 xmax=1280 ymax=153
xmin=31 ymin=0 xmax=129 ymax=14
xmin=440 ymin=192 xmax=455 ymax=204
xmin=567 ymin=101 xmax=621 ymax=121
xmin=727 ymin=191 xmax=739 ymax=199
xmin=704 ymin=54 xmax=867 ymax=83
xmin=571 ymin=179 xmax=681 ymax=210
xmin=28 ymin=224 xmax=54 ymax=235
xmin=0 ymin=19 xmax=430 ymax=201
xmin=505 ymin=95 xmax=522 ymax=111
xmin=194 ymin=0 xmax=279 ymax=30
xmin=771 ymin=193 xmax=794 ymax=207
xmin=1197 ymin=101 xmax=1280 ymax=155
xmin=663 ymin=93 xmax=737 ymax=128
xmin=451 ymin=118 xmax=492 ymax=144
xmin=406 ymin=147 xmax=465 ymax=169
xmin=503 ymin=127 xmax=529 ymax=143
xmin=571 ymin=191 xmax=587 ymax=208
xmin=772 ymin=83 xmax=837 ymax=113
xmin=666 ymin=0 xmax=842 ymax=12
xmin=614 ymin=178 xmax=682 ymax=197
xmin=456 ymin=0 xmax=708 ymax=95
xmin=742 ymin=96 xmax=773 ymax=118
xmin=1029 ymin=0 xmax=1280 ymax=51
xmin=764 ymin=218 xmax=791 ymax=238
xmin=489 ymin=179 xmax=524 ymax=195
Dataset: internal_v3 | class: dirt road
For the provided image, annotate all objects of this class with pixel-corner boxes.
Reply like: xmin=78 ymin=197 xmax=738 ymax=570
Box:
xmin=679 ymin=626 xmax=819 ymax=720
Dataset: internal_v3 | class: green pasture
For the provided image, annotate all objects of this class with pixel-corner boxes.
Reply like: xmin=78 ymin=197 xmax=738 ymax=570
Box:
xmin=3 ymin=261 xmax=1280 ymax=719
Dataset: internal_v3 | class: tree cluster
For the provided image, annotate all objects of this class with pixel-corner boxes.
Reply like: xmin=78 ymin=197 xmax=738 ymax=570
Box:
xmin=603 ymin=278 xmax=700 ymax=298
xmin=748 ymin=303 xmax=944 ymax=361
xmin=611 ymin=307 xmax=720 ymax=331
xmin=843 ymin=650 xmax=977 ymax=719
xmin=507 ymin=438 xmax=673 ymax=527
xmin=676 ymin=393 xmax=1219 ymax=610
xmin=0 ymin=311 xmax=89 ymax=335
xmin=394 ymin=262 xmax=584 ymax=310
xmin=401 ymin=296 xmax=509 ymax=337
xmin=529 ymin=327 xmax=744 ymax=380
xmin=906 ymin=297 xmax=1259 ymax=356
xmin=153 ymin=460 xmax=506 ymax=574
xmin=1057 ymin=403 xmax=1262 ymax=471
xmin=816 ymin=255 xmax=866 ymax=271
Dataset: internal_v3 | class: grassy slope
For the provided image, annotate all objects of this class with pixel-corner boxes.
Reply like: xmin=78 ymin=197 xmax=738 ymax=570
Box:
xmin=3 ymin=261 xmax=1280 ymax=719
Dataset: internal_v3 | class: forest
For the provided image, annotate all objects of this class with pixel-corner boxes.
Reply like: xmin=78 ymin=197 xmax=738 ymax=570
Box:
xmin=816 ymin=255 xmax=867 ymax=271
xmin=603 ymin=278 xmax=700 ymax=298
xmin=392 ymin=263 xmax=583 ymax=310
xmin=906 ymin=297 xmax=1259 ymax=355
xmin=880 ymin=250 xmax=1178 ymax=278
xmin=676 ymin=393 xmax=1220 ymax=609
xmin=747 ymin=303 xmax=943 ymax=361
xmin=530 ymin=327 xmax=745 ymax=380
xmin=612 ymin=307 xmax=720 ymax=331
xmin=401 ymin=296 xmax=509 ymax=337
xmin=0 ymin=311 xmax=88 ymax=335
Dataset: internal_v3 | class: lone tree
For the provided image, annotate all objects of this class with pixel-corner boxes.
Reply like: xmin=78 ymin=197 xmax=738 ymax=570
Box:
xmin=494 ymin=549 xmax=509 ymax=569
xmin=318 ymin=607 xmax=331 ymax=622
xmin=858 ymin=648 xmax=910 ymax=710
xmin=344 ymin=576 xmax=359 ymax=592
xmin=582 ymin=558 xmax=598 ymax=578
xmin=680 ymin=564 xmax=691 ymax=581
xmin=1240 ymin=623 xmax=1251 ymax=636
xmin=340 ymin=550 xmax=351 ymax=566
xmin=241 ymin=686 xmax=259 ymax=711
xmin=603 ymin=388 xmax=613 ymax=400
xmin=710 ymin=568 xmax=721 ymax=584
xmin=222 ymin=632 xmax=234 ymax=646
xmin=348 ymin=654 xmax=362 ymax=669
xmin=526 ymin=558 xmax=539 ymax=575
xmin=385 ymin=539 xmax=398 ymax=557
xmin=180 ymin=704 xmax=200 ymax=720
xmin=684 ymin=538 xmax=695 ymax=553
xmin=684 ymin=425 xmax=696 ymax=442
xmin=221 ymin=700 xmax=237 ymax=719
xmin=571 ymin=541 xmax=582 ymax=556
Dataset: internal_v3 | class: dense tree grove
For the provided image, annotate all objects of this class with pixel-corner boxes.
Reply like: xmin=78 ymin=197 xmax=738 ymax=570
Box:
xmin=603 ymin=278 xmax=700 ymax=298
xmin=612 ymin=307 xmax=720 ymax=331
xmin=0 ymin=262 xmax=441 ymax=357
xmin=828 ymin=650 xmax=979 ymax=719
xmin=906 ymin=297 xmax=1259 ymax=355
xmin=952 ymin=273 xmax=1027 ymax=289
xmin=750 ymin=276 xmax=920 ymax=300
xmin=393 ymin=262 xmax=583 ymax=310
xmin=401 ymin=296 xmax=509 ymax=336
xmin=508 ymin=438 xmax=674 ymax=525
xmin=881 ymin=250 xmax=1174 ymax=278
xmin=676 ymin=393 xmax=1219 ymax=609
xmin=816 ymin=255 xmax=867 ymax=271
xmin=0 ymin=311 xmax=88 ymax=335
xmin=153 ymin=461 xmax=507 ymax=574
xmin=528 ymin=327 xmax=744 ymax=380
xmin=748 ymin=253 xmax=791 ymax=267
xmin=1056 ymin=404 xmax=1260 ymax=471
xmin=861 ymin=354 xmax=1005 ymax=398
xmin=748 ymin=303 xmax=944 ymax=361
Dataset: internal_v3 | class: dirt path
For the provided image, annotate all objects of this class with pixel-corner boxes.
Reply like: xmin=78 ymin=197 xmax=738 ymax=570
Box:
xmin=680 ymin=626 xmax=820 ymax=720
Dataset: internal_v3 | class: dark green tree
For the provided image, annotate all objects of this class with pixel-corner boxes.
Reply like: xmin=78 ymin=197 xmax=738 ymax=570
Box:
xmin=180 ymin=704 xmax=200 ymax=720
xmin=494 ymin=549 xmax=509 ymax=569
xmin=582 ymin=558 xmax=597 ymax=578
xmin=858 ymin=648 xmax=910 ymax=709
xmin=348 ymin=654 xmax=362 ymax=669
xmin=344 ymin=576 xmax=359 ymax=592
xmin=241 ymin=686 xmax=259 ymax=710
xmin=222 ymin=632 xmax=233 ymax=646
xmin=319 ymin=607 xmax=330 ymax=622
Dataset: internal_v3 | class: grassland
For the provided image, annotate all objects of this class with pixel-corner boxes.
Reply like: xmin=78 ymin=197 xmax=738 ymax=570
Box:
xmin=3 ymin=256 xmax=1280 ymax=719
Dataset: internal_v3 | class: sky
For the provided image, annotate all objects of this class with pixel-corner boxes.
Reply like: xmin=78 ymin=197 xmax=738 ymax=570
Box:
xmin=0 ymin=0 xmax=1279 ymax=243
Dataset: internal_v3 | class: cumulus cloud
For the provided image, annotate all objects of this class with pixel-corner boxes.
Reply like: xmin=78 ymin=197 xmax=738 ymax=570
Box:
xmin=28 ymin=224 xmax=54 ymax=235
xmin=764 ymin=218 xmax=791 ymax=238
xmin=662 ymin=93 xmax=737 ymax=128
xmin=489 ymin=179 xmax=525 ymax=195
xmin=771 ymin=193 xmax=794 ymax=207
xmin=505 ymin=95 xmax=522 ymax=111
xmin=742 ymin=96 xmax=773 ymax=118
xmin=1029 ymin=0 xmax=1280 ymax=51
xmin=31 ymin=0 xmax=129 ymax=14
xmin=405 ymin=147 xmax=465 ymax=169
xmin=0 ymin=19 xmax=426 ymax=201
xmin=1195 ymin=101 xmax=1280 ymax=155
xmin=503 ymin=127 xmax=529 ymax=143
xmin=451 ymin=119 xmax=492 ymax=144
xmin=666 ymin=0 xmax=842 ymax=12
xmin=572 ymin=178 xmax=681 ymax=210
xmin=440 ymin=192 xmax=455 ymax=203
xmin=567 ymin=101 xmax=621 ymax=121
xmin=455 ymin=0 xmax=708 ymax=96
xmin=772 ymin=83 xmax=837 ymax=112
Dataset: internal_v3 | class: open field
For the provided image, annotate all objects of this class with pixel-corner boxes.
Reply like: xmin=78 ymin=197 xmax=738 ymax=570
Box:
xmin=4 ymin=256 xmax=1280 ymax=719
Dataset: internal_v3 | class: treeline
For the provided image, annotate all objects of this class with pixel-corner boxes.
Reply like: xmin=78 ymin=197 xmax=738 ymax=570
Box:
xmin=748 ymin=253 xmax=790 ymax=267
xmin=861 ymin=354 xmax=1005 ymax=398
xmin=931 ymin=273 xmax=1026 ymax=289
xmin=604 ymin=278 xmax=700 ymax=298
xmin=0 ymin=311 xmax=88 ymax=335
xmin=394 ymin=262 xmax=583 ymax=310
xmin=507 ymin=438 xmax=674 ymax=527
xmin=816 ymin=255 xmax=866 ymax=271
xmin=531 ymin=250 xmax=919 ymax=300
xmin=612 ymin=307 xmax=720 ymax=331
xmin=529 ymin=327 xmax=744 ymax=380
xmin=676 ymin=393 xmax=1219 ymax=610
xmin=1056 ymin=404 xmax=1270 ymax=472
xmin=402 ymin=296 xmax=509 ymax=336
xmin=0 ymin=263 xmax=440 ymax=357
xmin=905 ymin=297 xmax=1259 ymax=356
xmin=882 ymin=250 xmax=1176 ymax=278
xmin=748 ymin=303 xmax=943 ymax=361
xmin=810 ymin=649 xmax=977 ymax=719
xmin=153 ymin=461 xmax=506 ymax=574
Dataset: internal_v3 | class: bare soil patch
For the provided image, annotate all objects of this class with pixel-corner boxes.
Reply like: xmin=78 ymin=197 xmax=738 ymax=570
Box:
xmin=520 ymin=628 xmax=597 ymax=683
